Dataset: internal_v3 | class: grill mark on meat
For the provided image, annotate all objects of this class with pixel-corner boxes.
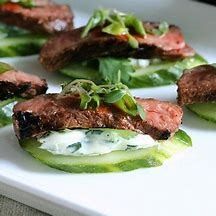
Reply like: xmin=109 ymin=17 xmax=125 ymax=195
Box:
xmin=13 ymin=94 xmax=183 ymax=140
xmin=177 ymin=64 xmax=216 ymax=106
xmin=0 ymin=70 xmax=47 ymax=100
xmin=0 ymin=1 xmax=73 ymax=34
xmin=39 ymin=22 xmax=195 ymax=72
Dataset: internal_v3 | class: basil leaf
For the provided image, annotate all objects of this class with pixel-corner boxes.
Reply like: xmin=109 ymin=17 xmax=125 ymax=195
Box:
xmin=99 ymin=57 xmax=134 ymax=84
xmin=124 ymin=15 xmax=146 ymax=36
xmin=60 ymin=54 xmax=207 ymax=89
xmin=0 ymin=62 xmax=14 ymax=74
xmin=104 ymin=90 xmax=126 ymax=103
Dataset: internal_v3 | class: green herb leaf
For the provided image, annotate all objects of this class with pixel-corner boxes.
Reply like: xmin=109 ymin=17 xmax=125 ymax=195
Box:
xmin=114 ymin=94 xmax=138 ymax=117
xmin=124 ymin=15 xmax=146 ymax=36
xmin=81 ymin=9 xmax=170 ymax=49
xmin=128 ymin=34 xmax=139 ymax=48
xmin=102 ymin=22 xmax=128 ymax=35
xmin=92 ymin=94 xmax=100 ymax=108
xmin=82 ymin=9 xmax=145 ymax=48
xmin=0 ymin=62 xmax=14 ymax=74
xmin=137 ymin=104 xmax=146 ymax=120
xmin=99 ymin=57 xmax=134 ymax=84
xmin=0 ymin=0 xmax=35 ymax=8
xmin=81 ymin=9 xmax=109 ymax=38
xmin=67 ymin=142 xmax=82 ymax=153
xmin=61 ymin=79 xmax=146 ymax=119
xmin=152 ymin=21 xmax=169 ymax=36
xmin=104 ymin=90 xmax=126 ymax=103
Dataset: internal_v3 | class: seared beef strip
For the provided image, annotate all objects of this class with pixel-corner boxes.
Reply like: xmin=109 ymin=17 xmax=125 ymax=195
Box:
xmin=177 ymin=65 xmax=216 ymax=106
xmin=0 ymin=70 xmax=47 ymax=100
xmin=39 ymin=22 xmax=195 ymax=72
xmin=0 ymin=1 xmax=73 ymax=34
xmin=13 ymin=94 xmax=183 ymax=140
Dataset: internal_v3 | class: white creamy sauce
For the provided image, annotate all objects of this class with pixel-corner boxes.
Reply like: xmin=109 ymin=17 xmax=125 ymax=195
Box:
xmin=39 ymin=129 xmax=157 ymax=156
xmin=129 ymin=58 xmax=150 ymax=68
xmin=2 ymin=101 xmax=17 ymax=117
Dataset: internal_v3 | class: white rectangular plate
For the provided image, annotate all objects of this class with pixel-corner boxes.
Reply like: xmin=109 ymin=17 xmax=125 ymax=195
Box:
xmin=0 ymin=0 xmax=216 ymax=215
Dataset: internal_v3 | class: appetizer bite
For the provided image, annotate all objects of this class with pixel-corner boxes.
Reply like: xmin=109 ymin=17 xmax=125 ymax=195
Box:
xmin=0 ymin=0 xmax=74 ymax=57
xmin=0 ymin=62 xmax=47 ymax=127
xmin=177 ymin=64 xmax=216 ymax=123
xmin=40 ymin=9 xmax=206 ymax=88
xmin=13 ymin=80 xmax=192 ymax=173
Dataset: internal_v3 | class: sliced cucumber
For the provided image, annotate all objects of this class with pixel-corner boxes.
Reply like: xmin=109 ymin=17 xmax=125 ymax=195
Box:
xmin=60 ymin=62 xmax=100 ymax=83
xmin=0 ymin=23 xmax=48 ymax=57
xmin=0 ymin=98 xmax=22 ymax=127
xmin=20 ymin=129 xmax=192 ymax=173
xmin=187 ymin=103 xmax=216 ymax=123
xmin=59 ymin=54 xmax=207 ymax=88
xmin=0 ymin=35 xmax=47 ymax=57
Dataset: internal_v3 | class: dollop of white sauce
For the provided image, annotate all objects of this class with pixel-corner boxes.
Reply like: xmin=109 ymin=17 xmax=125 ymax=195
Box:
xmin=129 ymin=58 xmax=150 ymax=68
xmin=39 ymin=129 xmax=157 ymax=156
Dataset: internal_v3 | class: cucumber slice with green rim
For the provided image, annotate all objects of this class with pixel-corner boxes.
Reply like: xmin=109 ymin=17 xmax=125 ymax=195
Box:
xmin=60 ymin=62 xmax=100 ymax=83
xmin=0 ymin=23 xmax=48 ymax=57
xmin=0 ymin=35 xmax=47 ymax=57
xmin=187 ymin=103 xmax=216 ymax=123
xmin=59 ymin=54 xmax=207 ymax=88
xmin=20 ymin=129 xmax=192 ymax=173
xmin=0 ymin=98 xmax=22 ymax=127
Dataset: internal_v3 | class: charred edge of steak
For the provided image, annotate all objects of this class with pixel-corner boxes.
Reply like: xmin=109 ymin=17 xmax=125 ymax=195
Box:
xmin=13 ymin=111 xmax=42 ymax=140
xmin=0 ymin=3 xmax=74 ymax=34
xmin=177 ymin=65 xmax=216 ymax=106
xmin=0 ymin=80 xmax=48 ymax=100
xmin=39 ymin=24 xmax=195 ymax=72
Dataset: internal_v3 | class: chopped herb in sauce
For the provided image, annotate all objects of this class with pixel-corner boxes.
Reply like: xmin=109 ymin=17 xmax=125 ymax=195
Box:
xmin=67 ymin=142 xmax=82 ymax=153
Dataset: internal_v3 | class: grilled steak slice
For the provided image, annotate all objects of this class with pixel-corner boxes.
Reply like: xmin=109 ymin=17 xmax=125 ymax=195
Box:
xmin=0 ymin=70 xmax=47 ymax=100
xmin=0 ymin=1 xmax=73 ymax=34
xmin=13 ymin=94 xmax=183 ymax=140
xmin=39 ymin=22 xmax=195 ymax=72
xmin=177 ymin=65 xmax=216 ymax=106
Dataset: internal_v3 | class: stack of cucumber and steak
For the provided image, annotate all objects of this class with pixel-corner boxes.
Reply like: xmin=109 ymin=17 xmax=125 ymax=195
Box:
xmin=0 ymin=4 xmax=215 ymax=173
